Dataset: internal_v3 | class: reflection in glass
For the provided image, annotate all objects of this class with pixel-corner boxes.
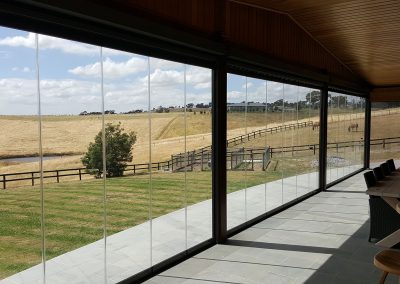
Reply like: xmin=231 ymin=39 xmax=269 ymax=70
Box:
xmin=226 ymin=74 xmax=320 ymax=230
xmin=327 ymin=92 xmax=365 ymax=183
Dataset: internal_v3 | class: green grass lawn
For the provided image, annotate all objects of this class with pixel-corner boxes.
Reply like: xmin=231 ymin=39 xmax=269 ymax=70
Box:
xmin=0 ymin=157 xmax=319 ymax=279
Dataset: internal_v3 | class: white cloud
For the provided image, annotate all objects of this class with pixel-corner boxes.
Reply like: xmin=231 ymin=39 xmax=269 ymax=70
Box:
xmin=144 ymin=68 xmax=184 ymax=87
xmin=227 ymin=81 xmax=307 ymax=104
xmin=0 ymin=32 xmax=128 ymax=56
xmin=0 ymin=62 xmax=212 ymax=114
xmin=0 ymin=78 xmax=102 ymax=114
xmin=0 ymin=76 xmax=185 ymax=114
xmin=241 ymin=82 xmax=253 ymax=89
xmin=186 ymin=66 xmax=211 ymax=89
xmin=227 ymin=91 xmax=245 ymax=102
xmin=11 ymin=66 xmax=31 ymax=73
xmin=69 ymin=57 xmax=147 ymax=79
xmin=140 ymin=66 xmax=211 ymax=90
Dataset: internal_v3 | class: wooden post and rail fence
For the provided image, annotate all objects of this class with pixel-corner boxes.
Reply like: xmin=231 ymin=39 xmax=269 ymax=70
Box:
xmin=1 ymin=132 xmax=399 ymax=189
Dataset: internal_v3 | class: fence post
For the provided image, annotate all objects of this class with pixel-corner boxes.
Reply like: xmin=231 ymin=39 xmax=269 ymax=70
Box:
xmin=251 ymin=150 xmax=254 ymax=170
xmin=262 ymin=152 xmax=265 ymax=170
xmin=158 ymin=162 xmax=160 ymax=171
xmin=2 ymin=175 xmax=5 ymax=189
xmin=56 ymin=170 xmax=59 ymax=183
xmin=32 ymin=172 xmax=35 ymax=186
xmin=133 ymin=164 xmax=136 ymax=175
xmin=79 ymin=169 xmax=82 ymax=180
xmin=201 ymin=151 xmax=204 ymax=171
xmin=313 ymin=145 xmax=316 ymax=155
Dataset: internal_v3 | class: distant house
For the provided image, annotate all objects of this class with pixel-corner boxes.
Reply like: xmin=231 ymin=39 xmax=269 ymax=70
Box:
xmin=227 ymin=102 xmax=266 ymax=112
xmin=274 ymin=106 xmax=296 ymax=112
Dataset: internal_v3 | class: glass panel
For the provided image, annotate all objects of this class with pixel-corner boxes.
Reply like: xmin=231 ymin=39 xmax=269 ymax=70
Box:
xmin=370 ymin=102 xmax=400 ymax=165
xmin=0 ymin=27 xmax=43 ymax=282
xmin=244 ymin=77 xmax=267 ymax=220
xmin=227 ymin=74 xmax=247 ymax=229
xmin=150 ymin=58 xmax=186 ymax=264
xmin=185 ymin=65 xmax=212 ymax=247
xmin=101 ymin=49 xmax=151 ymax=281
xmin=38 ymin=35 xmax=105 ymax=283
xmin=0 ymin=25 xmax=213 ymax=283
xmin=265 ymin=81 xmax=284 ymax=210
xmin=327 ymin=92 xmax=365 ymax=183
xmin=306 ymin=88 xmax=320 ymax=192
xmin=227 ymin=74 xmax=321 ymax=229
xmin=282 ymin=83 xmax=298 ymax=204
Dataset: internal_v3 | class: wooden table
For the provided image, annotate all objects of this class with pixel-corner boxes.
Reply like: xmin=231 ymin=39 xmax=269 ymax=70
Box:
xmin=367 ymin=174 xmax=400 ymax=248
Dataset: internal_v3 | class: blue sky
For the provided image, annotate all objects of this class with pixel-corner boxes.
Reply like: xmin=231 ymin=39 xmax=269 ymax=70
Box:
xmin=0 ymin=26 xmax=331 ymax=115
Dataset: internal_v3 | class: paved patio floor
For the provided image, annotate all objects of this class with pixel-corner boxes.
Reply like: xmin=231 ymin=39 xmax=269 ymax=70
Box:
xmin=146 ymin=172 xmax=399 ymax=284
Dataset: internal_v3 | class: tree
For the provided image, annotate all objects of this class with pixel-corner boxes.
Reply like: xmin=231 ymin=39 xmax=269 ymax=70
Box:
xmin=306 ymin=90 xmax=321 ymax=108
xmin=82 ymin=123 xmax=137 ymax=177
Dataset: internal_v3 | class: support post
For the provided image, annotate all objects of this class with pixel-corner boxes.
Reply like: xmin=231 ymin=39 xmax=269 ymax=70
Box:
xmin=212 ymin=59 xmax=227 ymax=243
xmin=319 ymin=84 xmax=328 ymax=191
xmin=364 ymin=98 xmax=371 ymax=169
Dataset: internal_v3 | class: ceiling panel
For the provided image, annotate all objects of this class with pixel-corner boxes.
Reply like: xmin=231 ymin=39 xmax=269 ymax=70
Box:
xmin=234 ymin=0 xmax=400 ymax=87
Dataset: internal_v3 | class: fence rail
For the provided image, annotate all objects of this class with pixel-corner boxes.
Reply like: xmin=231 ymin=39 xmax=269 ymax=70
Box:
xmin=1 ymin=134 xmax=399 ymax=190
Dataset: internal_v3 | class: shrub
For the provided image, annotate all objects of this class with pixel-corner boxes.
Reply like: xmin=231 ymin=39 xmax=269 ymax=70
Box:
xmin=82 ymin=123 xmax=137 ymax=177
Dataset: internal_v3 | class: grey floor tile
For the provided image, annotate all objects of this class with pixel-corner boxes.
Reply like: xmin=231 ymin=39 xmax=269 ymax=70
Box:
xmin=147 ymin=171 xmax=392 ymax=284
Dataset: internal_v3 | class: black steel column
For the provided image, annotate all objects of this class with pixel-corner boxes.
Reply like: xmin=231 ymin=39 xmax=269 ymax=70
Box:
xmin=364 ymin=97 xmax=371 ymax=169
xmin=212 ymin=58 xmax=227 ymax=243
xmin=319 ymin=84 xmax=328 ymax=191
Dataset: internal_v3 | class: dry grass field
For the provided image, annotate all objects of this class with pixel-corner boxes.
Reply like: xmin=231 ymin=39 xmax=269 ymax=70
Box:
xmin=0 ymin=107 xmax=395 ymax=178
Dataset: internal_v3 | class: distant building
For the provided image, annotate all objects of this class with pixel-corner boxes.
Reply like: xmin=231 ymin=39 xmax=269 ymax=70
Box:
xmin=227 ymin=102 xmax=266 ymax=112
xmin=274 ymin=106 xmax=296 ymax=112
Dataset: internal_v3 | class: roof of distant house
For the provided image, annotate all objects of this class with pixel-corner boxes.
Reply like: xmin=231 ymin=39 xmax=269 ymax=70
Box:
xmin=227 ymin=102 xmax=266 ymax=107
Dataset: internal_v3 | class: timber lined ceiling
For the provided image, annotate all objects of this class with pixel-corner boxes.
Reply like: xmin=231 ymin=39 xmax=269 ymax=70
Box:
xmin=235 ymin=0 xmax=400 ymax=87
xmin=108 ymin=0 xmax=359 ymax=84
xmin=33 ymin=0 xmax=399 ymax=89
